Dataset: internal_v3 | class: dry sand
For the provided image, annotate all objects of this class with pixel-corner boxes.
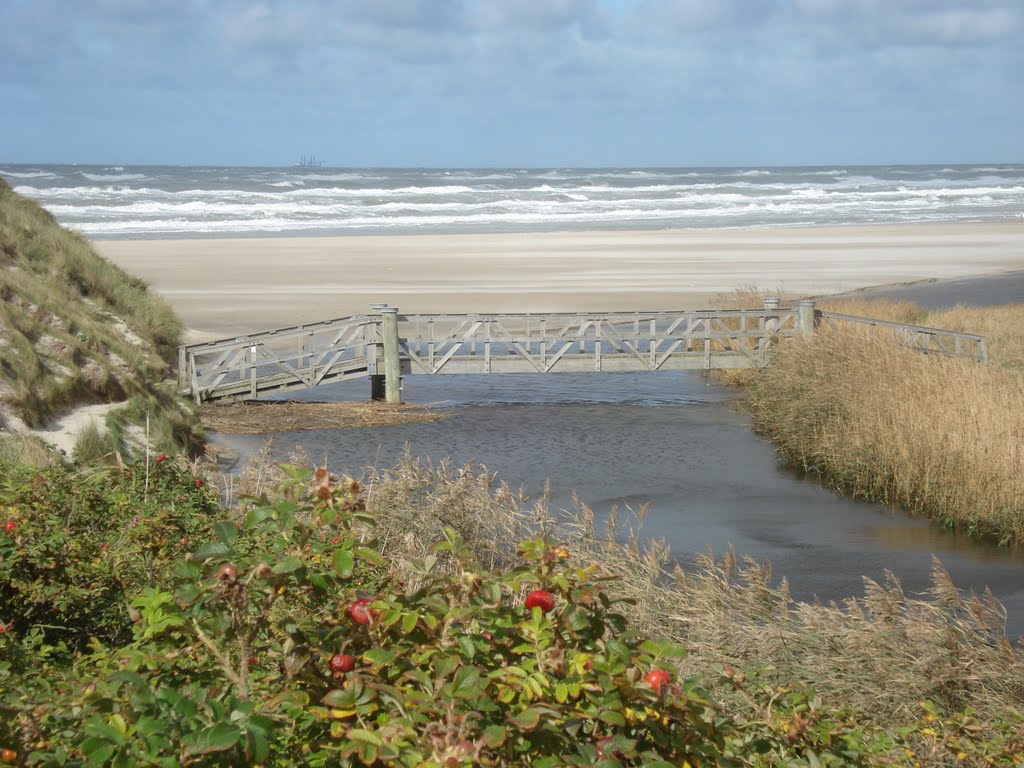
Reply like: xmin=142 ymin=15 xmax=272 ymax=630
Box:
xmin=95 ymin=222 xmax=1024 ymax=340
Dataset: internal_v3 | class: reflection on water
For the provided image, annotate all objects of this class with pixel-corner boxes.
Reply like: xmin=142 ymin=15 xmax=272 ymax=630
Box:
xmin=212 ymin=371 xmax=1024 ymax=637
xmin=863 ymin=524 xmax=1022 ymax=559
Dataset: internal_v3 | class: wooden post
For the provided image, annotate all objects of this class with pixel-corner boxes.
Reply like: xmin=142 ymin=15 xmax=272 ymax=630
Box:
xmin=797 ymin=300 xmax=816 ymax=338
xmin=760 ymin=296 xmax=780 ymax=358
xmin=178 ymin=345 xmax=188 ymax=391
xmin=381 ymin=307 xmax=402 ymax=404
xmin=368 ymin=304 xmax=387 ymax=400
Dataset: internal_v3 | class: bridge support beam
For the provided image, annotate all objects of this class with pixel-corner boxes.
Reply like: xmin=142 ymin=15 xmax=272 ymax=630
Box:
xmin=368 ymin=304 xmax=388 ymax=401
xmin=798 ymin=300 xmax=817 ymax=338
xmin=381 ymin=307 xmax=402 ymax=404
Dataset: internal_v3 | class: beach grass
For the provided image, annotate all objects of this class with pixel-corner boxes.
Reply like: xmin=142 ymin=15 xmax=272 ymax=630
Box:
xmin=0 ymin=178 xmax=202 ymax=459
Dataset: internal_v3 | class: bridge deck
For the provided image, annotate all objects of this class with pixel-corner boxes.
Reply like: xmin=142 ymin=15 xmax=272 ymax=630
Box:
xmin=178 ymin=305 xmax=986 ymax=404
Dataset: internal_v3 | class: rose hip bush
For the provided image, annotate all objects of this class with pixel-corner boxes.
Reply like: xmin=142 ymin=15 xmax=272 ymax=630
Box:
xmin=2 ymin=461 xmax=1012 ymax=766
xmin=0 ymin=456 xmax=216 ymax=649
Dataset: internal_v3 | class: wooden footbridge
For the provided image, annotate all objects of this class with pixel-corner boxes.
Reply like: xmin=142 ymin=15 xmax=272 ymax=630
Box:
xmin=177 ymin=300 xmax=987 ymax=404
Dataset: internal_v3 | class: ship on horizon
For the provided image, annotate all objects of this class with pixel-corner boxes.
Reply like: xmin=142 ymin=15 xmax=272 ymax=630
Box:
xmin=296 ymin=155 xmax=326 ymax=168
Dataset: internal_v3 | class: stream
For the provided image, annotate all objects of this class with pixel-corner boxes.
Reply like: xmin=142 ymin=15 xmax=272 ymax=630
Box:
xmin=212 ymin=369 xmax=1024 ymax=639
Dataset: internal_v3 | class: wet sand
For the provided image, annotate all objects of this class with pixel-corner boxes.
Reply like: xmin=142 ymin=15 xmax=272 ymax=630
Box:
xmin=833 ymin=270 xmax=1024 ymax=309
xmin=95 ymin=221 xmax=1024 ymax=340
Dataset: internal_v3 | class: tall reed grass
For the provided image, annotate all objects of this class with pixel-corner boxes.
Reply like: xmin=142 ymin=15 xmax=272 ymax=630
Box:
xmin=745 ymin=327 xmax=1024 ymax=545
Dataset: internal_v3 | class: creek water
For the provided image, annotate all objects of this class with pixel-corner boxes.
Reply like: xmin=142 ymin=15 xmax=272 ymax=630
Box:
xmin=212 ymin=369 xmax=1024 ymax=639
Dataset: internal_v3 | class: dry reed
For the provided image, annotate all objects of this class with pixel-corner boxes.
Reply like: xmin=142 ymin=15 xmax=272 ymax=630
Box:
xmin=926 ymin=304 xmax=1024 ymax=371
xmin=815 ymin=296 xmax=927 ymax=325
xmin=745 ymin=328 xmax=1024 ymax=544
xmin=235 ymin=450 xmax=1023 ymax=745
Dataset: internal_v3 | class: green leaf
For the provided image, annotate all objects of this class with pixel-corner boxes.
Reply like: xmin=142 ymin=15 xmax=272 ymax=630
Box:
xmin=188 ymin=723 xmax=242 ymax=755
xmin=639 ymin=639 xmax=664 ymax=656
xmin=448 ymin=666 xmax=484 ymax=699
xmin=401 ymin=611 xmax=419 ymax=634
xmin=354 ymin=547 xmax=385 ymax=566
xmin=134 ymin=717 xmax=165 ymax=738
xmin=457 ymin=635 xmax=477 ymax=660
xmin=599 ymin=710 xmax=626 ymax=726
xmin=347 ymin=728 xmax=385 ymax=746
xmin=333 ymin=549 xmax=354 ymax=578
xmin=272 ymin=555 xmax=304 ymax=574
xmin=482 ymin=725 xmax=507 ymax=748
xmin=324 ymin=688 xmax=359 ymax=708
xmin=212 ymin=520 xmax=238 ymax=548
xmin=510 ymin=708 xmax=542 ymax=729
xmin=244 ymin=507 xmax=275 ymax=528
xmin=191 ymin=542 xmax=229 ymax=561
xmin=308 ymin=572 xmax=329 ymax=591
xmin=80 ymin=737 xmax=116 ymax=766
xmin=84 ymin=721 xmax=128 ymax=746
xmin=246 ymin=727 xmax=270 ymax=763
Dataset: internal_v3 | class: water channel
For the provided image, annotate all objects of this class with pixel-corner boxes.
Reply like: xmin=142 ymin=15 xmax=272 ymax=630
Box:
xmin=213 ymin=368 xmax=1024 ymax=639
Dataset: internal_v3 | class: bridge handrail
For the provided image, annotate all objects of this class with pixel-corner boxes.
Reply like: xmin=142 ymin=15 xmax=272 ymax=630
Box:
xmin=817 ymin=311 xmax=984 ymax=340
xmin=180 ymin=313 xmax=372 ymax=354
xmin=817 ymin=310 xmax=987 ymax=362
xmin=396 ymin=308 xmax=792 ymax=321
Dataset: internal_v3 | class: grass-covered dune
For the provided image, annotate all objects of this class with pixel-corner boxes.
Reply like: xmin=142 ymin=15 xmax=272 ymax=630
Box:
xmin=0 ymin=178 xmax=201 ymax=461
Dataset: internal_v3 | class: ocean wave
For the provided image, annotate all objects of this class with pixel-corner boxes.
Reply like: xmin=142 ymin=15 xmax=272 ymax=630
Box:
xmin=78 ymin=172 xmax=148 ymax=182
xmin=1 ymin=169 xmax=58 ymax=179
xmin=11 ymin=162 xmax=1024 ymax=237
xmin=296 ymin=172 xmax=389 ymax=182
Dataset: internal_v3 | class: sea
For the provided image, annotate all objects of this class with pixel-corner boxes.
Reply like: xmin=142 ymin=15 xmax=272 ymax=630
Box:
xmin=2 ymin=163 xmax=1023 ymax=239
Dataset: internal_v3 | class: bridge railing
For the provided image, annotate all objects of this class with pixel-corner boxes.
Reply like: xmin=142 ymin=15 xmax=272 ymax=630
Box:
xmin=178 ymin=314 xmax=376 ymax=403
xmin=395 ymin=308 xmax=803 ymax=374
xmin=816 ymin=311 xmax=988 ymax=363
xmin=176 ymin=302 xmax=988 ymax=403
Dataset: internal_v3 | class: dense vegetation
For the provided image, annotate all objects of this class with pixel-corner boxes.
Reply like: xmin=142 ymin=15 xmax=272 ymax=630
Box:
xmin=0 ymin=178 xmax=201 ymax=461
xmin=741 ymin=295 xmax=1024 ymax=547
xmin=1 ymin=455 xmax=1021 ymax=765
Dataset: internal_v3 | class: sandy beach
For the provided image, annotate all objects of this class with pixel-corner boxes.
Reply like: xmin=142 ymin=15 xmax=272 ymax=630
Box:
xmin=95 ymin=222 xmax=1024 ymax=340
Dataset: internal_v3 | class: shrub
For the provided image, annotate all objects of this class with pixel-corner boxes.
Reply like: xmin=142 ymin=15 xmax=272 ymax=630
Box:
xmin=2 ymin=461 xmax=1022 ymax=766
xmin=0 ymin=456 xmax=217 ymax=649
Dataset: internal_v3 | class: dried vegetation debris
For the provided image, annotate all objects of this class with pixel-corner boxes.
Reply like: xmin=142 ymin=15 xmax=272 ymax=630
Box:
xmin=198 ymin=400 xmax=445 ymax=434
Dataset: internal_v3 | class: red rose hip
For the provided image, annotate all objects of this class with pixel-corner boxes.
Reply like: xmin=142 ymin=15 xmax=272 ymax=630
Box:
xmin=329 ymin=653 xmax=355 ymax=673
xmin=645 ymin=668 xmax=671 ymax=692
xmin=347 ymin=598 xmax=374 ymax=625
xmin=2 ymin=521 xmax=15 ymax=533
xmin=524 ymin=589 xmax=555 ymax=613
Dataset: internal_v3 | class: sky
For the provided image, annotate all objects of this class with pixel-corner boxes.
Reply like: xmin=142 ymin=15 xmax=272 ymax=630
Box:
xmin=1 ymin=0 xmax=1021 ymax=167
